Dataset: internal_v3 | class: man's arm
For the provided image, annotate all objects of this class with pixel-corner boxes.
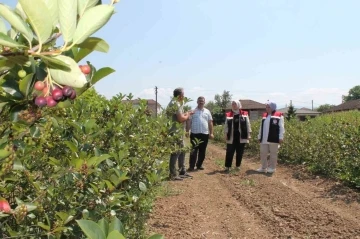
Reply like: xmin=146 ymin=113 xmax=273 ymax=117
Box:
xmin=176 ymin=111 xmax=192 ymax=123
xmin=209 ymin=120 xmax=214 ymax=139
xmin=186 ymin=118 xmax=191 ymax=132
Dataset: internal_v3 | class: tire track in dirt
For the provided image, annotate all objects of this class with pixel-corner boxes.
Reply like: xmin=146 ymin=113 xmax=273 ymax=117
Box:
xmin=147 ymin=143 xmax=360 ymax=239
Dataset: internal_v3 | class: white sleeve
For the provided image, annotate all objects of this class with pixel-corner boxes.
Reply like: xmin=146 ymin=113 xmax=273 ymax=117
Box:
xmin=279 ymin=116 xmax=285 ymax=140
xmin=224 ymin=118 xmax=228 ymax=134
xmin=246 ymin=116 xmax=252 ymax=133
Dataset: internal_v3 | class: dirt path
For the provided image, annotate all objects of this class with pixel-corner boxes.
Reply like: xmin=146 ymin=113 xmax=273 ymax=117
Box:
xmin=147 ymin=143 xmax=360 ymax=239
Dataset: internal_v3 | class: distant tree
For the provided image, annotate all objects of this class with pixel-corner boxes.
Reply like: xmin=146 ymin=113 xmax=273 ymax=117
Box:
xmin=214 ymin=90 xmax=232 ymax=109
xmin=286 ymin=103 xmax=297 ymax=120
xmin=316 ymin=104 xmax=335 ymax=113
xmin=343 ymin=85 xmax=360 ymax=102
xmin=205 ymin=100 xmax=221 ymax=113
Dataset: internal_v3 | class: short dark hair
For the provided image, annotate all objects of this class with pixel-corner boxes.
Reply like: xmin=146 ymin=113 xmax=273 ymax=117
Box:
xmin=197 ymin=96 xmax=205 ymax=101
xmin=173 ymin=87 xmax=184 ymax=97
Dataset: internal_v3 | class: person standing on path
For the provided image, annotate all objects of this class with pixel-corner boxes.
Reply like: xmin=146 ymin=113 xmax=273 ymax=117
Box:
xmin=223 ymin=100 xmax=252 ymax=172
xmin=167 ymin=87 xmax=194 ymax=181
xmin=186 ymin=96 xmax=214 ymax=171
xmin=257 ymin=101 xmax=285 ymax=174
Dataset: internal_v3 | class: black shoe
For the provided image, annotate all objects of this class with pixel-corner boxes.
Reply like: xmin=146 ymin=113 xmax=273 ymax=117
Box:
xmin=187 ymin=167 xmax=195 ymax=172
xmin=170 ymin=176 xmax=183 ymax=181
xmin=196 ymin=166 xmax=205 ymax=170
xmin=179 ymin=172 xmax=193 ymax=178
xmin=224 ymin=167 xmax=230 ymax=173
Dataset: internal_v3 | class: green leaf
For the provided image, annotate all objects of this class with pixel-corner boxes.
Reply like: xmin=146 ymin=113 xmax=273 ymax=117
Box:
xmin=104 ymin=180 xmax=115 ymax=191
xmin=0 ymin=57 xmax=14 ymax=71
xmin=0 ymin=4 xmax=33 ymax=44
xmin=91 ymin=67 xmax=115 ymax=85
xmin=84 ymin=119 xmax=97 ymax=133
xmin=109 ymin=217 xmax=124 ymax=235
xmin=30 ymin=125 xmax=41 ymax=138
xmin=19 ymin=73 xmax=34 ymax=97
xmin=2 ymin=79 xmax=24 ymax=99
xmin=139 ymin=182 xmax=147 ymax=192
xmin=13 ymin=159 xmax=25 ymax=171
xmin=72 ymin=5 xmax=114 ymax=45
xmin=97 ymin=218 xmax=109 ymax=237
xmin=74 ymin=37 xmax=109 ymax=62
xmin=0 ymin=33 xmax=26 ymax=48
xmin=78 ymin=0 xmax=99 ymax=17
xmin=64 ymin=141 xmax=78 ymax=153
xmin=40 ymin=55 xmax=71 ymax=71
xmin=6 ymin=55 xmax=30 ymax=66
xmin=0 ymin=17 xmax=7 ymax=34
xmin=76 ymin=220 xmax=106 ymax=239
xmin=10 ymin=104 xmax=27 ymax=122
xmin=19 ymin=0 xmax=52 ymax=44
xmin=77 ymin=37 xmax=109 ymax=53
xmin=0 ymin=149 xmax=11 ymax=159
xmin=0 ymin=212 xmax=10 ymax=218
xmin=57 ymin=100 xmax=72 ymax=108
xmin=48 ymin=55 xmax=87 ymax=88
xmin=58 ymin=0 xmax=77 ymax=43
xmin=42 ymin=0 xmax=58 ymax=27
xmin=37 ymin=222 xmax=50 ymax=231
xmin=24 ymin=203 xmax=37 ymax=212
xmin=50 ymin=117 xmax=59 ymax=128
xmin=148 ymin=234 xmax=165 ymax=239
xmin=74 ymin=47 xmax=92 ymax=63
xmin=88 ymin=154 xmax=111 ymax=167
xmin=0 ymin=102 xmax=8 ymax=110
xmin=107 ymin=231 xmax=125 ymax=239
xmin=14 ymin=3 xmax=27 ymax=20
xmin=7 ymin=28 xmax=17 ymax=39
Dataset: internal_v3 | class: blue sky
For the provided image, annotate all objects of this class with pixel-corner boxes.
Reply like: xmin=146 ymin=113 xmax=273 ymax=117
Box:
xmin=3 ymin=0 xmax=360 ymax=109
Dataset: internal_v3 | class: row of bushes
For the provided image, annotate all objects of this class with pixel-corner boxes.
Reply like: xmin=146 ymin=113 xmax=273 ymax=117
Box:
xmin=0 ymin=89 xmax=179 ymax=238
xmin=213 ymin=111 xmax=360 ymax=187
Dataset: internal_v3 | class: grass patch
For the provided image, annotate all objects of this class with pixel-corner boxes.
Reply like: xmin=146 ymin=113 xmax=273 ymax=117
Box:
xmin=155 ymin=182 xmax=182 ymax=198
xmin=241 ymin=178 xmax=256 ymax=186
xmin=215 ymin=158 xmax=224 ymax=168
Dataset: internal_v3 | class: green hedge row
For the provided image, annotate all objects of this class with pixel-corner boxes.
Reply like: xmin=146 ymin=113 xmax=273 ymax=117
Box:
xmin=213 ymin=111 xmax=360 ymax=187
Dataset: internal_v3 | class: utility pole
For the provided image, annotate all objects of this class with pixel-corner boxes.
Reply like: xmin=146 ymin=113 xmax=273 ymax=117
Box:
xmin=312 ymin=100 xmax=313 ymax=111
xmin=155 ymin=86 xmax=158 ymax=117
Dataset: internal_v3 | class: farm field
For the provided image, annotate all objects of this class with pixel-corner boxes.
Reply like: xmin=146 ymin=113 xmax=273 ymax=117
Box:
xmin=147 ymin=143 xmax=360 ymax=239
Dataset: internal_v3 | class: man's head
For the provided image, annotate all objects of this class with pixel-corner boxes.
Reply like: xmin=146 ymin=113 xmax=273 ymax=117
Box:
xmin=197 ymin=96 xmax=205 ymax=109
xmin=265 ymin=101 xmax=277 ymax=114
xmin=173 ymin=87 xmax=184 ymax=101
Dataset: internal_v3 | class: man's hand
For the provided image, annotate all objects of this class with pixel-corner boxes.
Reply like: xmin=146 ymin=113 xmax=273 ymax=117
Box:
xmin=188 ymin=110 xmax=195 ymax=115
xmin=209 ymin=133 xmax=214 ymax=139
xmin=279 ymin=139 xmax=283 ymax=144
xmin=185 ymin=132 xmax=190 ymax=138
xmin=224 ymin=135 xmax=228 ymax=141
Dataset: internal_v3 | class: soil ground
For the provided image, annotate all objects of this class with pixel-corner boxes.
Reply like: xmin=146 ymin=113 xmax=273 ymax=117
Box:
xmin=147 ymin=143 xmax=360 ymax=239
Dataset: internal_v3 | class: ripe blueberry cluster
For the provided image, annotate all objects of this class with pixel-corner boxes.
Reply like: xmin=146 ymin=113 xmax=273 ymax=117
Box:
xmin=34 ymin=83 xmax=76 ymax=108
xmin=31 ymin=65 xmax=91 ymax=107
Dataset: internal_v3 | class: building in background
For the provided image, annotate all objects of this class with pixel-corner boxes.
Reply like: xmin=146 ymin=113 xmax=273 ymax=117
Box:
xmin=323 ymin=99 xmax=360 ymax=113
xmin=225 ymin=99 xmax=266 ymax=120
xmin=278 ymin=107 xmax=321 ymax=121
xmin=122 ymin=99 xmax=161 ymax=116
